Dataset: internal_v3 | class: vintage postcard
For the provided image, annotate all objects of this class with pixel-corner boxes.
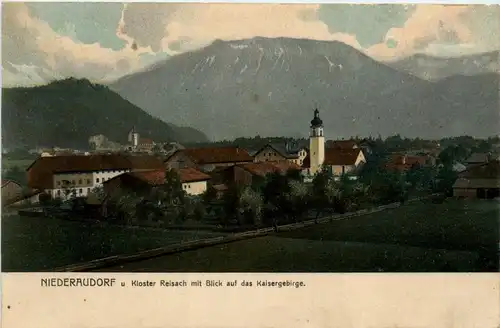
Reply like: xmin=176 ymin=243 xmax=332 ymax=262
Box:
xmin=1 ymin=1 xmax=499 ymax=327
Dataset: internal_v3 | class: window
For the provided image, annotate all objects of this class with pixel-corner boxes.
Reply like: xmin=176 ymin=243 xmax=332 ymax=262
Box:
xmin=79 ymin=189 xmax=83 ymax=194
xmin=78 ymin=179 xmax=82 ymax=185
xmin=96 ymin=178 xmax=100 ymax=183
xmin=87 ymin=179 xmax=91 ymax=184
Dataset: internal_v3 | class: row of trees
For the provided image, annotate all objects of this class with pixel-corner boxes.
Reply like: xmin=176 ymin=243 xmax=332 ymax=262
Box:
xmin=100 ymin=157 xmax=455 ymax=229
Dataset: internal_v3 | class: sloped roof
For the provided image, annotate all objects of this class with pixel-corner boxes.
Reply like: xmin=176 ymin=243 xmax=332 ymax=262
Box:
xmin=465 ymin=153 xmax=489 ymax=164
xmin=2 ymin=180 xmax=21 ymax=188
xmin=177 ymin=168 xmax=211 ymax=183
xmin=254 ymin=143 xmax=299 ymax=159
xmin=385 ymin=154 xmax=428 ymax=172
xmin=139 ymin=138 xmax=154 ymax=145
xmin=169 ymin=146 xmax=254 ymax=165
xmin=458 ymin=160 xmax=500 ymax=179
xmin=239 ymin=161 xmax=301 ymax=177
xmin=27 ymin=154 xmax=164 ymax=189
xmin=453 ymin=178 xmax=500 ymax=189
xmin=104 ymin=167 xmax=210 ymax=188
xmin=302 ymin=149 xmax=363 ymax=168
xmin=324 ymin=148 xmax=362 ymax=165
xmin=326 ymin=140 xmax=358 ymax=150
xmin=130 ymin=168 xmax=210 ymax=184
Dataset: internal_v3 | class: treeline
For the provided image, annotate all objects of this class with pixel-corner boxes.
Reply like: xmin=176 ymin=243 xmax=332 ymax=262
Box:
xmin=85 ymin=162 xmax=455 ymax=231
xmin=186 ymin=134 xmax=499 ymax=154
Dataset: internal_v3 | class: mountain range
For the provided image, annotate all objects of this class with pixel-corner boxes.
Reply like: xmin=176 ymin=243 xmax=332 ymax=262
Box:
xmin=1 ymin=78 xmax=208 ymax=150
xmin=388 ymin=51 xmax=499 ymax=81
xmin=110 ymin=37 xmax=499 ymax=141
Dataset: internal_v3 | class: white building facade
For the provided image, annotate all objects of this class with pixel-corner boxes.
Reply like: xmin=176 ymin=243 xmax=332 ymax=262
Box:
xmin=51 ymin=169 xmax=131 ymax=199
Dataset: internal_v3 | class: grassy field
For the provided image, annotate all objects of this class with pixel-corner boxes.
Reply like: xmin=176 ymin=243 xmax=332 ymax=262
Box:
xmin=96 ymin=199 xmax=499 ymax=272
xmin=2 ymin=159 xmax=34 ymax=171
xmin=1 ymin=215 xmax=228 ymax=272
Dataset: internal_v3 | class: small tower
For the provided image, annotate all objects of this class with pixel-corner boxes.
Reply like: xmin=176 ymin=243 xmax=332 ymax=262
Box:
xmin=309 ymin=108 xmax=325 ymax=175
xmin=128 ymin=126 xmax=139 ymax=148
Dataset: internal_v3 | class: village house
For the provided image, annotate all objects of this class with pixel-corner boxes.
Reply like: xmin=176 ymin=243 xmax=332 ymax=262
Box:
xmin=211 ymin=161 xmax=301 ymax=189
xmin=2 ymin=179 xmax=23 ymax=205
xmin=253 ymin=143 xmax=308 ymax=166
xmin=102 ymin=167 xmax=211 ymax=197
xmin=326 ymin=139 xmax=359 ymax=150
xmin=7 ymin=189 xmax=43 ymax=206
xmin=452 ymin=160 xmax=500 ymax=199
xmin=302 ymin=109 xmax=366 ymax=177
xmin=465 ymin=152 xmax=491 ymax=167
xmin=137 ymin=138 xmax=155 ymax=153
xmin=164 ymin=146 xmax=254 ymax=173
xmin=26 ymin=154 xmax=164 ymax=201
xmin=385 ymin=154 xmax=432 ymax=172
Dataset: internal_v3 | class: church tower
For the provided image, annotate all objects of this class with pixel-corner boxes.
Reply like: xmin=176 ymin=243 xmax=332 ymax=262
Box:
xmin=309 ymin=108 xmax=325 ymax=175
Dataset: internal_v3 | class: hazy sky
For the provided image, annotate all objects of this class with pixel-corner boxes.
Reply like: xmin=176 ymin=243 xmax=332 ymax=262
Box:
xmin=2 ymin=3 xmax=499 ymax=87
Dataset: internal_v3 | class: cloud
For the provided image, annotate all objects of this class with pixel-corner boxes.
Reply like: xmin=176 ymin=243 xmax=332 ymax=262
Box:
xmin=2 ymin=3 xmax=499 ymax=87
xmin=2 ymin=3 xmax=151 ymax=86
xmin=366 ymin=5 xmax=500 ymax=60
xmin=119 ymin=4 xmax=362 ymax=55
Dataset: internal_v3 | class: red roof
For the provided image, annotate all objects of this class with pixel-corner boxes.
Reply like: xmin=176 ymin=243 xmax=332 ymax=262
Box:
xmin=171 ymin=147 xmax=254 ymax=165
xmin=139 ymin=138 xmax=154 ymax=145
xmin=130 ymin=170 xmax=165 ymax=185
xmin=239 ymin=161 xmax=301 ymax=177
xmin=27 ymin=154 xmax=164 ymax=189
xmin=327 ymin=140 xmax=358 ymax=150
xmin=130 ymin=168 xmax=210 ymax=184
xmin=177 ymin=168 xmax=211 ymax=183
xmin=302 ymin=148 xmax=362 ymax=168
xmin=385 ymin=154 xmax=428 ymax=172
xmin=104 ymin=167 xmax=210 ymax=187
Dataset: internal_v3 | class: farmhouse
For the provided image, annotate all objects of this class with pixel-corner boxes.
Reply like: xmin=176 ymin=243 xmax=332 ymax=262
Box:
xmin=452 ymin=160 xmax=500 ymax=199
xmin=2 ymin=179 xmax=23 ymax=204
xmin=385 ymin=154 xmax=430 ymax=172
xmin=26 ymin=154 xmax=164 ymax=200
xmin=211 ymin=161 xmax=301 ymax=189
xmin=165 ymin=146 xmax=254 ymax=172
xmin=102 ymin=168 xmax=210 ymax=196
xmin=253 ymin=143 xmax=308 ymax=166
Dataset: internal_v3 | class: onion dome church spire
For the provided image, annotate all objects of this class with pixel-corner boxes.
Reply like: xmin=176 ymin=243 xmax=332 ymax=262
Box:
xmin=310 ymin=108 xmax=323 ymax=128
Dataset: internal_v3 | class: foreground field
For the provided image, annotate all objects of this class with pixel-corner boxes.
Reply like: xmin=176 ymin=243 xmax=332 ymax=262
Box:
xmin=96 ymin=199 xmax=499 ymax=272
xmin=1 ymin=215 xmax=227 ymax=271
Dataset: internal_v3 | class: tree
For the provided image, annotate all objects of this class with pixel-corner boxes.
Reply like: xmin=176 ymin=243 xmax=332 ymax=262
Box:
xmin=202 ymin=184 xmax=218 ymax=206
xmin=222 ymin=184 xmax=243 ymax=226
xmin=261 ymin=171 xmax=292 ymax=223
xmin=310 ymin=167 xmax=337 ymax=220
xmin=238 ymin=187 xmax=264 ymax=226
xmin=3 ymin=165 xmax=27 ymax=186
xmin=433 ymin=164 xmax=458 ymax=196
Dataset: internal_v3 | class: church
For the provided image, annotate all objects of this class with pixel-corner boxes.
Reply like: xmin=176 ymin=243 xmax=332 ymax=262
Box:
xmin=303 ymin=109 xmax=366 ymax=177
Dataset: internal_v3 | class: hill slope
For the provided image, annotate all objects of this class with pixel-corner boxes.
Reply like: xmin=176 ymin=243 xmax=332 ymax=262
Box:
xmin=110 ymin=37 xmax=499 ymax=140
xmin=1 ymin=78 xmax=208 ymax=149
xmin=387 ymin=51 xmax=500 ymax=81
